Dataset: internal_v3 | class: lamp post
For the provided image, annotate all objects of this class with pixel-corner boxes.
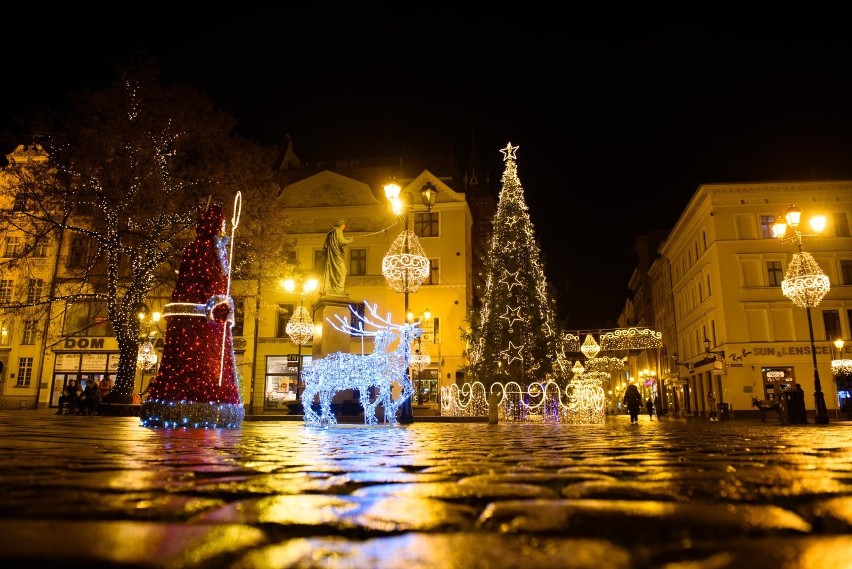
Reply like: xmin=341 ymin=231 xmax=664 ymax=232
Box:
xmin=408 ymin=308 xmax=432 ymax=405
xmin=136 ymin=306 xmax=161 ymax=395
xmin=283 ymin=275 xmax=319 ymax=401
xmin=382 ymin=179 xmax=438 ymax=423
xmin=773 ymin=204 xmax=830 ymax=424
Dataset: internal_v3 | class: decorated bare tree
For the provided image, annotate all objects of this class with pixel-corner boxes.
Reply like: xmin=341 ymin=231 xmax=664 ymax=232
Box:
xmin=0 ymin=57 xmax=280 ymax=404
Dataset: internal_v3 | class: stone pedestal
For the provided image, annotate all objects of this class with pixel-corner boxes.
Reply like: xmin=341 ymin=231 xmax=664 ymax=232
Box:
xmin=311 ymin=295 xmax=357 ymax=410
xmin=311 ymin=295 xmax=353 ymax=360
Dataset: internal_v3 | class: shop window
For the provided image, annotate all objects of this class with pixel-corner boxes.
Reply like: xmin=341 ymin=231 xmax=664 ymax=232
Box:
xmin=762 ymin=367 xmax=794 ymax=400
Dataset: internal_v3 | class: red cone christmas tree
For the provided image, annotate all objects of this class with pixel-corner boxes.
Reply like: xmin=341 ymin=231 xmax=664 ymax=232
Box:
xmin=140 ymin=202 xmax=244 ymax=428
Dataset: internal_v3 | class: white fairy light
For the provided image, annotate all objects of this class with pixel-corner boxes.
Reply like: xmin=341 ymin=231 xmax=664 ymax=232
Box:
xmin=781 ymin=251 xmax=830 ymax=308
xmin=580 ymin=334 xmax=601 ymax=359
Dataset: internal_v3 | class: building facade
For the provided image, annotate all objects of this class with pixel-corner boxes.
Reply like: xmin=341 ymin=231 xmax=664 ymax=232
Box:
xmin=656 ymin=181 xmax=852 ymax=419
xmin=0 ymin=143 xmax=479 ymax=414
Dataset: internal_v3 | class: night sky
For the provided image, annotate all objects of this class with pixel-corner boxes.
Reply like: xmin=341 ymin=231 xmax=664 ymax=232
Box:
xmin=4 ymin=9 xmax=852 ymax=330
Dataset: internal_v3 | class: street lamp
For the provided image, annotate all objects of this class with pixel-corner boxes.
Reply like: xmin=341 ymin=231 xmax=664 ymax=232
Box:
xmin=703 ymin=337 xmax=725 ymax=360
xmin=382 ymin=179 xmax=438 ymax=422
xmin=283 ymin=275 xmax=319 ymax=401
xmin=136 ymin=307 xmax=161 ymax=373
xmin=408 ymin=308 xmax=432 ymax=404
xmin=772 ymin=204 xmax=830 ymax=424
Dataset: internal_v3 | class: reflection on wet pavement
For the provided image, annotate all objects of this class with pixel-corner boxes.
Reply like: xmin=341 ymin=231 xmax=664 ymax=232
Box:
xmin=1 ymin=413 xmax=851 ymax=567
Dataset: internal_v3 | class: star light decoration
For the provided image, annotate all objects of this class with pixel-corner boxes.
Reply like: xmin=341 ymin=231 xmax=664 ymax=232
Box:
xmin=501 ymin=341 xmax=523 ymax=365
xmin=500 ymin=305 xmax=524 ymax=327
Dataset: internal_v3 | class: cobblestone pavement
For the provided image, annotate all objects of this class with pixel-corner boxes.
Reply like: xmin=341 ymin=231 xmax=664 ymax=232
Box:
xmin=1 ymin=411 xmax=852 ymax=568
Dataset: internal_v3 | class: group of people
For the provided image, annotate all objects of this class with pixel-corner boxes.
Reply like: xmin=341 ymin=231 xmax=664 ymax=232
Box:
xmin=622 ymin=384 xmax=663 ymax=424
xmin=56 ymin=379 xmax=103 ymax=415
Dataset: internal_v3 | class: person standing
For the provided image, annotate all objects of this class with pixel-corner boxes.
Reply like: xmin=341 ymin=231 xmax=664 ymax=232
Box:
xmin=646 ymin=398 xmax=655 ymax=420
xmin=707 ymin=390 xmax=718 ymax=421
xmin=320 ymin=219 xmax=353 ymax=296
xmin=654 ymin=393 xmax=663 ymax=419
xmin=623 ymin=383 xmax=642 ymax=424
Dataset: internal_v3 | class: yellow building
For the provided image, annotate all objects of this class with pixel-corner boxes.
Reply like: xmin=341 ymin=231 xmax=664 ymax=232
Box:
xmin=230 ymin=167 xmax=474 ymax=415
xmin=655 ymin=181 xmax=852 ymax=419
xmin=1 ymin=143 xmax=478 ymax=414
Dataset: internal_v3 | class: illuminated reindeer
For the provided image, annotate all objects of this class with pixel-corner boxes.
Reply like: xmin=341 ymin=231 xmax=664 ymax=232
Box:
xmin=301 ymin=302 xmax=421 ymax=427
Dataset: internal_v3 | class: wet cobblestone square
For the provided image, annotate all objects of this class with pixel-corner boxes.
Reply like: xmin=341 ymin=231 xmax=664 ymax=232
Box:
xmin=1 ymin=411 xmax=851 ymax=568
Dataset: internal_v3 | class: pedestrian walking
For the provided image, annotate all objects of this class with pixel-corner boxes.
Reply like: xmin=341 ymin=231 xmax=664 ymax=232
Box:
xmin=654 ymin=394 xmax=662 ymax=419
xmin=707 ymin=390 xmax=718 ymax=421
xmin=623 ymin=384 xmax=642 ymax=424
xmin=646 ymin=398 xmax=654 ymax=420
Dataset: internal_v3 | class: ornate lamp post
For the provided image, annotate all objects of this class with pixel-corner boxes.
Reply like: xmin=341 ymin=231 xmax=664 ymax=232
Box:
xmin=408 ymin=308 xmax=432 ymax=404
xmin=773 ymin=204 xmax=830 ymax=424
xmin=283 ymin=275 xmax=319 ymax=401
xmin=382 ymin=179 xmax=438 ymax=422
xmin=136 ymin=307 xmax=161 ymax=373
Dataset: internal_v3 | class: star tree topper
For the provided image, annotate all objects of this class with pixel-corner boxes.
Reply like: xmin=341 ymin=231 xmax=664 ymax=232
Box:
xmin=500 ymin=142 xmax=519 ymax=162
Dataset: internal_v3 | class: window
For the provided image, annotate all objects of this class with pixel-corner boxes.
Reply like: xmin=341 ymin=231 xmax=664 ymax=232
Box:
xmin=0 ymin=322 xmax=10 ymax=346
xmin=349 ymin=248 xmax=366 ymax=276
xmin=276 ymin=304 xmax=293 ymax=338
xmin=767 ymin=261 xmax=783 ymax=287
xmin=842 ymin=261 xmax=852 ymax=285
xmin=314 ymin=250 xmax=324 ymax=272
xmin=62 ymin=301 xmax=113 ymax=336
xmin=3 ymin=236 xmax=22 ymax=258
xmin=760 ymin=216 xmax=776 ymax=239
xmin=33 ymin=240 xmax=49 ymax=257
xmin=16 ymin=357 xmax=33 ymax=387
xmin=22 ymin=320 xmax=37 ymax=345
xmin=68 ymin=235 xmax=94 ymax=268
xmin=232 ymin=297 xmax=245 ymax=337
xmin=413 ymin=211 xmax=439 ymax=237
xmin=284 ymin=250 xmax=297 ymax=266
xmin=823 ymin=310 xmax=841 ymax=341
xmin=834 ymin=212 xmax=851 ymax=237
xmin=0 ymin=279 xmax=12 ymax=304
xmin=427 ymin=258 xmax=439 ymax=285
xmin=26 ymin=279 xmax=43 ymax=304
xmin=12 ymin=193 xmax=29 ymax=212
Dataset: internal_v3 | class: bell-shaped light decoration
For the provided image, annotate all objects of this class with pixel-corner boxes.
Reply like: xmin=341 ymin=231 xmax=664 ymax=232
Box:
xmin=286 ymin=305 xmax=314 ymax=345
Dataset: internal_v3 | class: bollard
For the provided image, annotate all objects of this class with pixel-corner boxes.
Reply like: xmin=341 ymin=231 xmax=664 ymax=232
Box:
xmin=488 ymin=393 xmax=499 ymax=424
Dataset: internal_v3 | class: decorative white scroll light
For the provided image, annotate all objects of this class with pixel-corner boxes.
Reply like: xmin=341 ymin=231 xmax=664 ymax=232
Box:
xmin=381 ymin=230 xmax=430 ymax=293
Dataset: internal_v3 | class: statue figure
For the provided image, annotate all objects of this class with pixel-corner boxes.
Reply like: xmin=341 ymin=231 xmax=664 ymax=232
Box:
xmin=320 ymin=219 xmax=353 ymax=296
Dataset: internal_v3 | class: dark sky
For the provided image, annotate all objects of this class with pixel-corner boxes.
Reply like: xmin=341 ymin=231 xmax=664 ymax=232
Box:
xmin=5 ymin=9 xmax=852 ymax=330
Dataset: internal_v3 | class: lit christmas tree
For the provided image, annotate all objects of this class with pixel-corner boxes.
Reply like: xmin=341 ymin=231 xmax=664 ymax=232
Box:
xmin=466 ymin=143 xmax=567 ymax=388
xmin=140 ymin=201 xmax=245 ymax=428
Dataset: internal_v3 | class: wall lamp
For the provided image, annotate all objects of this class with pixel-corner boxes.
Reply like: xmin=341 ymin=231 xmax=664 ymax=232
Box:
xmin=672 ymin=353 xmax=693 ymax=373
xmin=704 ymin=337 xmax=725 ymax=360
